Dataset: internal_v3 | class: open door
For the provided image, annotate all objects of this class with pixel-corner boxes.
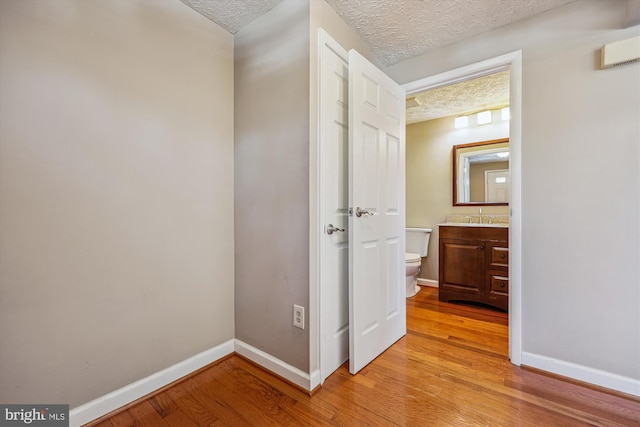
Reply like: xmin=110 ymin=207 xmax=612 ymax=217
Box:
xmin=348 ymin=49 xmax=406 ymax=374
xmin=318 ymin=31 xmax=350 ymax=383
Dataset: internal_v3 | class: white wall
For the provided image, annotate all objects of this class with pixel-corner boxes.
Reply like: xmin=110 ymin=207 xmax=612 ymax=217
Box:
xmin=389 ymin=0 xmax=640 ymax=390
xmin=0 ymin=0 xmax=235 ymax=406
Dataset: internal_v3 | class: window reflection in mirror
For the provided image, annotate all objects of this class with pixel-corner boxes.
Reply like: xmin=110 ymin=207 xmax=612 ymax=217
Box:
xmin=453 ymin=138 xmax=509 ymax=206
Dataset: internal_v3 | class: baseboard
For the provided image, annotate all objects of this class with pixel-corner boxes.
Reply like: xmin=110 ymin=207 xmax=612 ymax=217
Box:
xmin=234 ymin=339 xmax=313 ymax=391
xmin=309 ymin=369 xmax=321 ymax=391
xmin=417 ymin=278 xmax=438 ymax=288
xmin=522 ymin=352 xmax=640 ymax=397
xmin=69 ymin=339 xmax=235 ymax=427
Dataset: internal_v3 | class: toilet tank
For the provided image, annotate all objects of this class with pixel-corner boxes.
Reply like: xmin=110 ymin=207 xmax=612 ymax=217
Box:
xmin=406 ymin=228 xmax=433 ymax=257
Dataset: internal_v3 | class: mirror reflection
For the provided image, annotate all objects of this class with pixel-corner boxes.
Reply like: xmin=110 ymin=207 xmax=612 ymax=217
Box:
xmin=453 ymin=138 xmax=510 ymax=206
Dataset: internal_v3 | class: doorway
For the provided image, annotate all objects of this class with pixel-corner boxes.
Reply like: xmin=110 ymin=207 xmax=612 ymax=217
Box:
xmin=313 ymin=43 xmax=523 ymax=387
xmin=402 ymin=51 xmax=522 ymax=365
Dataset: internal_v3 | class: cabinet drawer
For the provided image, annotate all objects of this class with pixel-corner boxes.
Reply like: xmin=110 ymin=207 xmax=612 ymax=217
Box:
xmin=489 ymin=274 xmax=509 ymax=296
xmin=488 ymin=245 xmax=509 ymax=269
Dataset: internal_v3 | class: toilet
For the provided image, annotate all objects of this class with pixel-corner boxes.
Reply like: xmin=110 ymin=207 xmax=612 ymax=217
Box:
xmin=406 ymin=228 xmax=432 ymax=297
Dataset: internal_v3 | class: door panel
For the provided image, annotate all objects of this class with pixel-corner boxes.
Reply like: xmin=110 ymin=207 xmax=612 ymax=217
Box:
xmin=440 ymin=239 xmax=484 ymax=294
xmin=386 ymin=238 xmax=400 ymax=318
xmin=385 ymin=135 xmax=400 ymax=214
xmin=360 ymin=123 xmax=379 ymax=209
xmin=362 ymin=240 xmax=380 ymax=333
xmin=348 ymin=49 xmax=406 ymax=375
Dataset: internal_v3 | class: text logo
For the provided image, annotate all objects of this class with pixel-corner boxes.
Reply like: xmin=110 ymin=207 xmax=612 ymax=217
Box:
xmin=0 ymin=405 xmax=68 ymax=426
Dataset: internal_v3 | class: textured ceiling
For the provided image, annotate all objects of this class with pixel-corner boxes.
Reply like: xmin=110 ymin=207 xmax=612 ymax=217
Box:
xmin=326 ymin=0 xmax=575 ymax=66
xmin=181 ymin=1 xmax=575 ymax=61
xmin=407 ymin=69 xmax=510 ymax=124
xmin=179 ymin=0 xmax=283 ymax=33
xmin=180 ymin=0 xmax=575 ymax=122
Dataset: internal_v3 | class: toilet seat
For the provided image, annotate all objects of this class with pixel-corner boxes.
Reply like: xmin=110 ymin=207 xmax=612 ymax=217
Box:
xmin=405 ymin=252 xmax=421 ymax=263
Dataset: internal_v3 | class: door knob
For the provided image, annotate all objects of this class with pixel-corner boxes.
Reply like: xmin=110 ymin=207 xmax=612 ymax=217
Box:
xmin=355 ymin=207 xmax=374 ymax=217
xmin=326 ymin=224 xmax=345 ymax=235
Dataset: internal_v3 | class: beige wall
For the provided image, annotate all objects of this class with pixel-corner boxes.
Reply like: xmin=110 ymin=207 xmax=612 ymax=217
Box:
xmin=0 ymin=0 xmax=235 ymax=406
xmin=234 ymin=0 xmax=311 ymax=372
xmin=394 ymin=0 xmax=640 ymax=382
xmin=406 ymin=116 xmax=508 ymax=282
xmin=234 ymin=0 xmax=378 ymax=376
xmin=3 ymin=0 xmax=636 ymax=409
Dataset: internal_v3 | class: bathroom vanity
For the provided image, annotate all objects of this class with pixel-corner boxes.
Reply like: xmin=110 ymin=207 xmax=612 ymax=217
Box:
xmin=438 ymin=224 xmax=508 ymax=311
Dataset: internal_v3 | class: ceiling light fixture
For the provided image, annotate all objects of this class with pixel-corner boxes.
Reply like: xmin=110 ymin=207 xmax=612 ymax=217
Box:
xmin=454 ymin=116 xmax=469 ymax=129
xmin=477 ymin=110 xmax=492 ymax=125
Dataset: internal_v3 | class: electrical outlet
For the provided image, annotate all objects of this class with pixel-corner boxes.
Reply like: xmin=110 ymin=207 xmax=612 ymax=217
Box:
xmin=293 ymin=304 xmax=304 ymax=329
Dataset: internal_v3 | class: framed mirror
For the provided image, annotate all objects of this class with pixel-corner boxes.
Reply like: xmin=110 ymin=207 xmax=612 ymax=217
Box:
xmin=453 ymin=138 xmax=510 ymax=206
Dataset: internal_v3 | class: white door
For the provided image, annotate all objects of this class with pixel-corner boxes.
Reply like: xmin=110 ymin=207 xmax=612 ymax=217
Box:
xmin=485 ymin=169 xmax=510 ymax=202
xmin=319 ymin=32 xmax=350 ymax=382
xmin=348 ymin=49 xmax=406 ymax=374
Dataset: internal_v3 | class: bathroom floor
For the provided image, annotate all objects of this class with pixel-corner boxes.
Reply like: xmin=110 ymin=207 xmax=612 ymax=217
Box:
xmin=409 ymin=286 xmax=509 ymax=358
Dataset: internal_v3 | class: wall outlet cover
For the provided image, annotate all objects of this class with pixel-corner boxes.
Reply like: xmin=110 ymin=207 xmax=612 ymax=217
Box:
xmin=293 ymin=305 xmax=304 ymax=329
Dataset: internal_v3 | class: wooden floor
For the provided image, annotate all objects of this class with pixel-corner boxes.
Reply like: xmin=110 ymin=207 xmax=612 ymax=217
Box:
xmin=89 ymin=287 xmax=640 ymax=426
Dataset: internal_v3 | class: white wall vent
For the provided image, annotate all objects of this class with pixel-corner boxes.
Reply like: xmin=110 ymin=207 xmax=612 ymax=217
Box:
xmin=601 ymin=36 xmax=640 ymax=69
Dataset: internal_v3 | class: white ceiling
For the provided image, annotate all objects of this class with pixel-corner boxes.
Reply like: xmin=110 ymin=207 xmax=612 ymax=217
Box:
xmin=180 ymin=0 xmax=575 ymax=122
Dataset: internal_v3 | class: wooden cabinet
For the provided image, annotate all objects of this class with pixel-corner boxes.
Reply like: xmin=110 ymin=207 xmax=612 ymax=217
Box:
xmin=439 ymin=225 xmax=508 ymax=311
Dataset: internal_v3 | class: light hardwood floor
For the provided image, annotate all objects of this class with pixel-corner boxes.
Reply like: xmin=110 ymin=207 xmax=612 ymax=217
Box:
xmin=88 ymin=287 xmax=640 ymax=426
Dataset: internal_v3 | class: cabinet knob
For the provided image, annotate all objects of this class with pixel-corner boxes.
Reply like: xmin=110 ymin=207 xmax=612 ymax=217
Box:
xmin=500 ymin=282 xmax=506 ymax=288
xmin=500 ymin=253 xmax=506 ymax=259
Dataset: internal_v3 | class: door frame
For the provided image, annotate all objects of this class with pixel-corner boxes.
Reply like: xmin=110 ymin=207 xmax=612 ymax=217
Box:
xmin=402 ymin=50 xmax=523 ymax=364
